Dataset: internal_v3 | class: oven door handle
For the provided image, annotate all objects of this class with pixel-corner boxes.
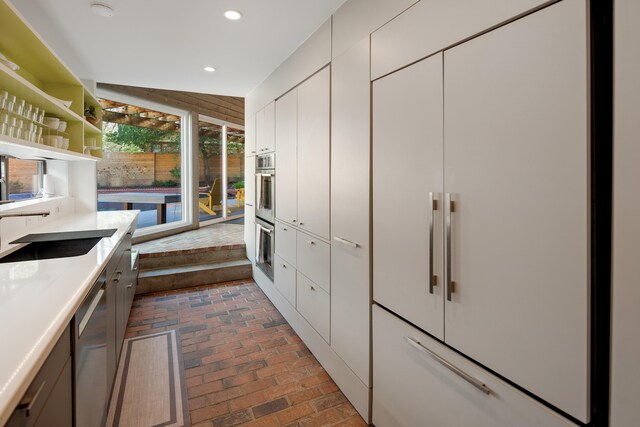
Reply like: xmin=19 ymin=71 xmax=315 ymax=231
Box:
xmin=260 ymin=226 xmax=272 ymax=234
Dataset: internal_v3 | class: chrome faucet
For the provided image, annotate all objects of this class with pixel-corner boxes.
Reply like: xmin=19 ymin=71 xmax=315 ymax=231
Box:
xmin=0 ymin=211 xmax=50 ymax=248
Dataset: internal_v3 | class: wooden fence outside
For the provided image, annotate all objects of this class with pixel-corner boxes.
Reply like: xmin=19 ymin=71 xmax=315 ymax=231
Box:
xmin=97 ymin=152 xmax=244 ymax=188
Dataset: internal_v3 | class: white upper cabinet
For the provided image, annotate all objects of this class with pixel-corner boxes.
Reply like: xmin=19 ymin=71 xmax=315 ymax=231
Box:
xmin=330 ymin=37 xmax=372 ymax=386
xmin=275 ymin=89 xmax=298 ymax=226
xmin=443 ymin=0 xmax=588 ymax=421
xmin=371 ymin=0 xmax=548 ymax=80
xmin=246 ymin=113 xmax=257 ymax=156
xmin=373 ymin=52 xmax=445 ymax=340
xmin=297 ymin=66 xmax=331 ymax=239
xmin=256 ymin=101 xmax=275 ymax=153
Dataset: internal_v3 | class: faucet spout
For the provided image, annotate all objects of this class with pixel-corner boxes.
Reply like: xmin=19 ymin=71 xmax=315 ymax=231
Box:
xmin=0 ymin=211 xmax=51 ymax=249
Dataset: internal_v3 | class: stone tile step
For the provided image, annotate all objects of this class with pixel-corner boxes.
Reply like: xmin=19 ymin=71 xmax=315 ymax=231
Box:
xmin=138 ymin=245 xmax=247 ymax=271
xmin=136 ymin=258 xmax=253 ymax=295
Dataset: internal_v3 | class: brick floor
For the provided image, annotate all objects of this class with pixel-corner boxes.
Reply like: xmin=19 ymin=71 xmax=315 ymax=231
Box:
xmin=125 ymin=279 xmax=368 ymax=427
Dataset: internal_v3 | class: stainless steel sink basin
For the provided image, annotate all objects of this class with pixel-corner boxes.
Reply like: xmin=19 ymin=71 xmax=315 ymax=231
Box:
xmin=0 ymin=238 xmax=102 ymax=263
xmin=0 ymin=229 xmax=117 ymax=263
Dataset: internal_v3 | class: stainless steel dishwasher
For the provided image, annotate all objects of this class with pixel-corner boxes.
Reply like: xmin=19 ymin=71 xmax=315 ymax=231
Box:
xmin=75 ymin=270 xmax=108 ymax=427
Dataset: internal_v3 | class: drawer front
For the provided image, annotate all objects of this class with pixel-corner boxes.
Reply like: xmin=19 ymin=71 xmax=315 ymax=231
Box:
xmin=297 ymin=272 xmax=330 ymax=343
xmin=296 ymin=231 xmax=330 ymax=293
xmin=274 ymin=255 xmax=297 ymax=307
xmin=7 ymin=326 xmax=71 ymax=427
xmin=372 ymin=305 xmax=578 ymax=427
xmin=275 ymin=221 xmax=297 ymax=266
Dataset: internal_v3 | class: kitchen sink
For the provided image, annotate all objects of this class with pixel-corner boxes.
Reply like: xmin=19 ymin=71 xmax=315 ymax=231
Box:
xmin=0 ymin=229 xmax=117 ymax=263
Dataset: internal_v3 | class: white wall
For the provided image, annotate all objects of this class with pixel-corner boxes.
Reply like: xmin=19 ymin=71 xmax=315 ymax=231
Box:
xmin=610 ymin=0 xmax=640 ymax=425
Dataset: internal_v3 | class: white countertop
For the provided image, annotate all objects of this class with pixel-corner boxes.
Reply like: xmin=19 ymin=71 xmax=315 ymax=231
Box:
xmin=0 ymin=210 xmax=139 ymax=426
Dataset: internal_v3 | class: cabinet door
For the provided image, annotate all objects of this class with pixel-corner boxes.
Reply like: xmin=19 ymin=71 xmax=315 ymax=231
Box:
xmin=297 ymin=66 xmax=331 ymax=239
xmin=372 ymin=306 xmax=578 ymax=427
xmin=275 ymin=221 xmax=296 ymax=266
xmin=443 ymin=0 xmax=588 ymax=421
xmin=274 ymin=254 xmax=296 ymax=307
xmin=297 ymin=272 xmax=330 ymax=343
xmin=255 ymin=108 xmax=265 ymax=153
xmin=244 ymin=155 xmax=256 ymax=262
xmin=296 ymin=231 xmax=330 ymax=294
xmin=263 ymin=101 xmax=276 ymax=152
xmin=246 ymin=112 xmax=257 ymax=156
xmin=275 ymin=89 xmax=298 ymax=225
xmin=373 ymin=53 xmax=444 ymax=340
xmin=330 ymin=37 xmax=371 ymax=386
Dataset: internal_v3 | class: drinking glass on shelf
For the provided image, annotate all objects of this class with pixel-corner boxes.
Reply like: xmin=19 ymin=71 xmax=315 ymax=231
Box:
xmin=32 ymin=107 xmax=39 ymax=122
xmin=0 ymin=112 xmax=8 ymax=135
xmin=6 ymin=95 xmax=15 ymax=113
xmin=15 ymin=98 xmax=25 ymax=115
xmin=24 ymin=103 xmax=32 ymax=119
xmin=38 ymin=109 xmax=45 ymax=123
xmin=0 ymin=91 xmax=8 ymax=110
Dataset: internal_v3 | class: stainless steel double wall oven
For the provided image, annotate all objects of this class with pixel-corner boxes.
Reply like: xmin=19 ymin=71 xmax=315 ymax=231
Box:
xmin=255 ymin=153 xmax=275 ymax=279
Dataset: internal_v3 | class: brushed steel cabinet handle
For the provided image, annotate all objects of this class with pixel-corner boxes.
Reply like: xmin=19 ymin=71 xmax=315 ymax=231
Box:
xmin=333 ymin=236 xmax=358 ymax=248
xmin=404 ymin=336 xmax=491 ymax=395
xmin=292 ymin=219 xmax=297 ymax=223
xmin=445 ymin=193 xmax=456 ymax=301
xmin=260 ymin=226 xmax=272 ymax=234
xmin=282 ymin=264 xmax=287 ymax=269
xmin=310 ymin=285 xmax=315 ymax=291
xmin=283 ymin=227 xmax=287 ymax=231
xmin=429 ymin=192 xmax=438 ymax=294
xmin=307 ymin=240 xmax=315 ymax=245
xmin=246 ymin=203 xmax=253 ymax=207
xmin=18 ymin=380 xmax=46 ymax=416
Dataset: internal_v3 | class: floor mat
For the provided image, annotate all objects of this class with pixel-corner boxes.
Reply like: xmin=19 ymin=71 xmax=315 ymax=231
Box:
xmin=106 ymin=330 xmax=190 ymax=427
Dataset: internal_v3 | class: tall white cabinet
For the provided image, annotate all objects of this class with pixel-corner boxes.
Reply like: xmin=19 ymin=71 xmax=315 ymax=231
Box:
xmin=275 ymin=89 xmax=298 ymax=225
xmin=297 ymin=67 xmax=331 ymax=240
xmin=373 ymin=0 xmax=589 ymax=424
xmin=330 ymin=37 xmax=371 ymax=387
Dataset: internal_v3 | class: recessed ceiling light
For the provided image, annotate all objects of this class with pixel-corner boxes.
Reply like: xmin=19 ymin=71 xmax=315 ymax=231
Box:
xmin=91 ymin=3 xmax=115 ymax=17
xmin=224 ymin=10 xmax=243 ymax=20
xmin=204 ymin=66 xmax=216 ymax=72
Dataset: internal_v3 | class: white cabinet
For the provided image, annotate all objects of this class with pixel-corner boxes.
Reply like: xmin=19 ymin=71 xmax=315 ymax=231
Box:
xmin=255 ymin=101 xmax=275 ymax=154
xmin=246 ymin=112 xmax=257 ymax=156
xmin=296 ymin=232 xmax=330 ymax=294
xmin=275 ymin=89 xmax=298 ymax=225
xmin=372 ymin=0 xmax=589 ymax=422
xmin=274 ymin=255 xmax=296 ymax=307
xmin=297 ymin=67 xmax=331 ymax=239
xmin=275 ymin=220 xmax=296 ymax=266
xmin=297 ymin=272 xmax=330 ymax=343
xmin=373 ymin=52 xmax=445 ymax=341
xmin=370 ymin=0 xmax=548 ymax=80
xmin=244 ymin=155 xmax=256 ymax=262
xmin=330 ymin=37 xmax=371 ymax=387
xmin=372 ymin=306 xmax=578 ymax=427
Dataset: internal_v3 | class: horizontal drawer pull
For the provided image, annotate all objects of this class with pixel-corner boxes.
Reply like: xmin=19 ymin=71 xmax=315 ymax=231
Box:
xmin=333 ymin=236 xmax=358 ymax=248
xmin=310 ymin=285 xmax=316 ymax=291
xmin=404 ymin=336 xmax=491 ymax=395
xmin=307 ymin=240 xmax=315 ymax=245
xmin=18 ymin=380 xmax=46 ymax=417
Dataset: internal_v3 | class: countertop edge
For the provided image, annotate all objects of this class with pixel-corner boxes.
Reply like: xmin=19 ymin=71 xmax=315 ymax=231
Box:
xmin=0 ymin=210 xmax=139 ymax=426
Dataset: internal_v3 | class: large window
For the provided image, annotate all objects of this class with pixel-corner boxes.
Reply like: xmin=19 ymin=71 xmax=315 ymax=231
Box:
xmin=0 ymin=156 xmax=44 ymax=202
xmin=96 ymin=93 xmax=191 ymax=235
xmin=198 ymin=116 xmax=244 ymax=225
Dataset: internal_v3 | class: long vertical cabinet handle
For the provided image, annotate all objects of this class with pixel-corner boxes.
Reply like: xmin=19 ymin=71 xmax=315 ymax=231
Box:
xmin=445 ymin=193 xmax=455 ymax=301
xmin=428 ymin=192 xmax=438 ymax=294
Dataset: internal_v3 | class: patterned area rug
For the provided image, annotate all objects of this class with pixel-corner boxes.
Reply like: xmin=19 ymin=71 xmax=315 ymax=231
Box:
xmin=106 ymin=330 xmax=190 ymax=427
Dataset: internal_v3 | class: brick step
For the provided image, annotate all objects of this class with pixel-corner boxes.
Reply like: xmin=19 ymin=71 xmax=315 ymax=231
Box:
xmin=136 ymin=258 xmax=253 ymax=295
xmin=138 ymin=245 xmax=247 ymax=271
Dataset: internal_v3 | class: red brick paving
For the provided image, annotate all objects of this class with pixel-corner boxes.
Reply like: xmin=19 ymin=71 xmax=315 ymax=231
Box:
xmin=125 ymin=279 xmax=368 ymax=427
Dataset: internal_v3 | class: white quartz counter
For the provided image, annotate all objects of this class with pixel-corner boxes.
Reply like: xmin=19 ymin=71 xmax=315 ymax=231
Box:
xmin=0 ymin=210 xmax=139 ymax=426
